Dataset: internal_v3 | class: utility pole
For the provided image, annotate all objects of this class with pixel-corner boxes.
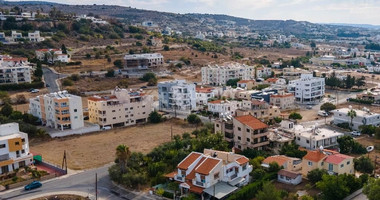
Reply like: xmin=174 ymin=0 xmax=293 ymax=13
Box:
xmin=375 ymin=156 xmax=379 ymax=176
xmin=62 ymin=150 xmax=67 ymax=174
xmin=171 ymin=125 xmax=173 ymax=140
xmin=95 ymin=173 xmax=98 ymax=200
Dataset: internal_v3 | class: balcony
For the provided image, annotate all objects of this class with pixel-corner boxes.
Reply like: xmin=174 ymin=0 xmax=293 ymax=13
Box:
xmin=175 ymin=175 xmax=185 ymax=182
xmin=230 ymin=173 xmax=238 ymax=180
xmin=195 ymin=181 xmax=204 ymax=187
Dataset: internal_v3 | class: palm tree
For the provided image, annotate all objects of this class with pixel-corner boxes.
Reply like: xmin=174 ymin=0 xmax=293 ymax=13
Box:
xmin=115 ymin=144 xmax=131 ymax=174
xmin=347 ymin=109 xmax=357 ymax=130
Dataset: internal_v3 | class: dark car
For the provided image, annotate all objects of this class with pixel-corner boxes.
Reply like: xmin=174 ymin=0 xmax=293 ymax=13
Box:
xmin=24 ymin=181 xmax=42 ymax=190
xmin=46 ymin=84 xmax=50 ymax=87
xmin=140 ymin=86 xmax=147 ymax=89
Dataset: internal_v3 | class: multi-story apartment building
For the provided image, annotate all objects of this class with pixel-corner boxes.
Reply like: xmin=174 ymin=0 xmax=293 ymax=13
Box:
xmin=35 ymin=49 xmax=70 ymax=63
xmin=88 ymin=88 xmax=153 ymax=128
xmin=233 ymin=115 xmax=269 ymax=150
xmin=0 ymin=56 xmax=32 ymax=84
xmin=124 ymin=53 xmax=164 ymax=69
xmin=0 ymin=123 xmax=33 ymax=175
xmin=288 ymin=74 xmax=325 ymax=104
xmin=301 ymin=149 xmax=354 ymax=176
xmin=158 ymin=80 xmax=196 ymax=112
xmin=238 ymin=100 xmax=280 ymax=119
xmin=195 ymin=87 xmax=214 ymax=105
xmin=207 ymin=100 xmax=241 ymax=118
xmin=270 ymin=91 xmax=295 ymax=110
xmin=256 ymin=67 xmax=272 ymax=78
xmin=201 ymin=63 xmax=255 ymax=86
xmin=29 ymin=91 xmax=84 ymax=131
xmin=167 ymin=149 xmax=252 ymax=198
xmin=331 ymin=107 xmax=380 ymax=130
xmin=294 ymin=125 xmax=343 ymax=150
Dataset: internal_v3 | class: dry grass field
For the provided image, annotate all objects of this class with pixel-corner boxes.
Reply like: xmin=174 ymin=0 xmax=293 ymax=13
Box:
xmin=29 ymin=119 xmax=197 ymax=170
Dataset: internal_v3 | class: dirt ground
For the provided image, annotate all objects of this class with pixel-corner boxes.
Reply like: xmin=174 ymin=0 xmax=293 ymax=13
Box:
xmin=32 ymin=194 xmax=89 ymax=200
xmin=29 ymin=119 xmax=197 ymax=170
xmin=54 ymin=58 xmax=117 ymax=74
xmin=8 ymin=88 xmax=49 ymax=113
xmin=355 ymin=136 xmax=380 ymax=175
xmin=273 ymin=179 xmax=320 ymax=197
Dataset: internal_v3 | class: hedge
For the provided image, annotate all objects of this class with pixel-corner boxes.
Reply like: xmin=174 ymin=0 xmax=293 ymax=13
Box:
xmin=162 ymin=191 xmax=174 ymax=199
xmin=0 ymin=81 xmax=44 ymax=91
xmin=348 ymin=98 xmax=373 ymax=105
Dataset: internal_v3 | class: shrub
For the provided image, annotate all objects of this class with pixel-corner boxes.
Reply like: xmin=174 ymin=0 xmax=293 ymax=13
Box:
xmin=187 ymin=114 xmax=201 ymax=125
xmin=336 ymin=122 xmax=351 ymax=130
xmin=307 ymin=169 xmax=327 ymax=183
xmin=354 ymin=156 xmax=374 ymax=174
xmin=0 ymin=82 xmax=44 ymax=91
xmin=114 ymin=59 xmax=123 ymax=68
xmin=148 ymin=111 xmax=162 ymax=123
xmin=105 ymin=69 xmax=115 ymax=77
xmin=62 ymin=79 xmax=73 ymax=86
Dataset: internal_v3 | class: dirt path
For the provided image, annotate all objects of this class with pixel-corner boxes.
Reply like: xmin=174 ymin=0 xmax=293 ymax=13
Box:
xmin=30 ymin=120 xmax=196 ymax=170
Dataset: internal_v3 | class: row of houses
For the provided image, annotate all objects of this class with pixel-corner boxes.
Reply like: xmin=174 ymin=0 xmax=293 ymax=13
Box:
xmin=35 ymin=49 xmax=70 ymax=63
xmin=0 ymin=31 xmax=43 ymax=43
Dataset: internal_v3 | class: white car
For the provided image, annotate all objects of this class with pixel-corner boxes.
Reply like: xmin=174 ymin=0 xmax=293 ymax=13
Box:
xmin=351 ymin=131 xmax=361 ymax=136
xmin=30 ymin=89 xmax=39 ymax=93
xmin=318 ymin=111 xmax=329 ymax=117
xmin=366 ymin=146 xmax=374 ymax=152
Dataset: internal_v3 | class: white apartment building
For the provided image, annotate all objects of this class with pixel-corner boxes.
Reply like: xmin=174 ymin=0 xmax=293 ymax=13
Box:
xmin=288 ymin=74 xmax=325 ymax=104
xmin=270 ymin=91 xmax=295 ymax=110
xmin=35 ymin=49 xmax=70 ymax=63
xmin=28 ymin=31 xmax=42 ymax=42
xmin=29 ymin=91 xmax=84 ymax=131
xmin=0 ymin=56 xmax=32 ymax=84
xmin=331 ymin=107 xmax=380 ymax=130
xmin=201 ymin=63 xmax=255 ymax=86
xmin=11 ymin=31 xmax=22 ymax=42
xmin=168 ymin=149 xmax=252 ymax=199
xmin=207 ymin=100 xmax=241 ymax=118
xmin=195 ymin=87 xmax=215 ymax=105
xmin=124 ymin=53 xmax=164 ymax=69
xmin=0 ymin=123 xmax=33 ymax=175
xmin=88 ymin=88 xmax=153 ymax=128
xmin=158 ymin=80 xmax=196 ymax=112
xmin=256 ymin=67 xmax=272 ymax=78
xmin=292 ymin=125 xmax=344 ymax=150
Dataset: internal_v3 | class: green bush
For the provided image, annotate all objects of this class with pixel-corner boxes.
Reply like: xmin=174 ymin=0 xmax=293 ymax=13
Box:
xmin=348 ymin=98 xmax=373 ymax=105
xmin=336 ymin=122 xmax=350 ymax=130
xmin=162 ymin=191 xmax=174 ymax=199
xmin=0 ymin=82 xmax=44 ymax=91
xmin=62 ymin=79 xmax=73 ymax=86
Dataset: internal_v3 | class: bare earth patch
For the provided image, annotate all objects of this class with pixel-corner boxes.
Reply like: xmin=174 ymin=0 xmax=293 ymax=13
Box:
xmin=30 ymin=119 xmax=196 ymax=170
xmin=32 ymin=194 xmax=89 ymax=200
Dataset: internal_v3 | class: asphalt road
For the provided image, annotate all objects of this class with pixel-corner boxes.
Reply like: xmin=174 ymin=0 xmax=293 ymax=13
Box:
xmin=0 ymin=165 xmax=157 ymax=200
xmin=42 ymin=67 xmax=67 ymax=93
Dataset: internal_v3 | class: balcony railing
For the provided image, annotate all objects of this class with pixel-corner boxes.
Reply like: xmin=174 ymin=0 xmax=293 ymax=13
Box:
xmin=230 ymin=173 xmax=238 ymax=180
xmin=175 ymin=175 xmax=185 ymax=182
xmin=195 ymin=181 xmax=204 ymax=187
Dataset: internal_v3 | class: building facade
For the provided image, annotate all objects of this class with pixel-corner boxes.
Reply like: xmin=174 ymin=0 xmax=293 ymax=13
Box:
xmin=124 ymin=53 xmax=164 ymax=69
xmin=233 ymin=115 xmax=269 ymax=150
xmin=158 ymin=80 xmax=196 ymax=112
xmin=29 ymin=91 xmax=84 ymax=131
xmin=0 ymin=56 xmax=32 ymax=85
xmin=201 ymin=63 xmax=255 ymax=86
xmin=88 ymin=88 xmax=153 ymax=128
xmin=270 ymin=91 xmax=295 ymax=110
xmin=288 ymin=74 xmax=325 ymax=104
xmin=332 ymin=107 xmax=380 ymax=130
xmin=0 ymin=123 xmax=33 ymax=175
xmin=239 ymin=100 xmax=280 ymax=119
xmin=35 ymin=49 xmax=70 ymax=63
xmin=207 ymin=100 xmax=241 ymax=118
xmin=195 ymin=87 xmax=215 ymax=105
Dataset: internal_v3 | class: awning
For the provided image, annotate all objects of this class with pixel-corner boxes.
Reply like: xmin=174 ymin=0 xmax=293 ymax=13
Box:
xmin=228 ymin=177 xmax=245 ymax=186
xmin=203 ymin=182 xmax=238 ymax=199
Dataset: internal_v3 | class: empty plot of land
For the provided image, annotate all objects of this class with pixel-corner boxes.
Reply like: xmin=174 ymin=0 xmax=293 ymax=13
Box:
xmin=30 ymin=120 xmax=196 ymax=170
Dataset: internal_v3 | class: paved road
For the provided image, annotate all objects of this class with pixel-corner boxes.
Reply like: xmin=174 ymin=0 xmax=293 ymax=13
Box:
xmin=42 ymin=67 xmax=67 ymax=93
xmin=0 ymin=165 xmax=157 ymax=200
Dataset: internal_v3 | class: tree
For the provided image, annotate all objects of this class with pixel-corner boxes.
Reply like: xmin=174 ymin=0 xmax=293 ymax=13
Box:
xmin=147 ymin=77 xmax=157 ymax=86
xmin=163 ymin=45 xmax=169 ymax=51
xmin=355 ymin=76 xmax=366 ymax=88
xmin=105 ymin=69 xmax=115 ymax=77
xmin=252 ymin=168 xmax=266 ymax=180
xmin=289 ymin=112 xmax=302 ymax=120
xmin=279 ymin=142 xmax=307 ymax=159
xmin=148 ymin=111 xmax=162 ymax=123
xmin=307 ymin=168 xmax=327 ymax=183
xmin=1 ymin=103 xmax=13 ymax=116
xmin=15 ymin=94 xmax=27 ymax=104
xmin=268 ymin=162 xmax=281 ymax=173
xmin=34 ymin=61 xmax=43 ymax=78
xmin=359 ymin=125 xmax=376 ymax=136
xmin=113 ymin=59 xmax=123 ymax=68
xmin=310 ymin=41 xmax=316 ymax=48
xmin=226 ymin=78 xmax=240 ymax=87
xmin=256 ymin=182 xmax=282 ymax=200
xmin=320 ymin=102 xmax=336 ymax=113
xmin=62 ymin=79 xmax=73 ymax=86
xmin=115 ymin=144 xmax=131 ymax=174
xmin=187 ymin=114 xmax=201 ymax=125
xmin=61 ymin=44 xmax=67 ymax=54
xmin=250 ymin=156 xmax=265 ymax=169
xmin=354 ymin=156 xmax=374 ymax=174
xmin=140 ymin=72 xmax=156 ymax=82
xmin=363 ymin=178 xmax=380 ymax=200
xmin=301 ymin=195 xmax=314 ymax=200
xmin=337 ymin=135 xmax=367 ymax=154
xmin=316 ymin=174 xmax=350 ymax=200
xmin=0 ymin=91 xmax=10 ymax=104
xmin=347 ymin=109 xmax=357 ymax=130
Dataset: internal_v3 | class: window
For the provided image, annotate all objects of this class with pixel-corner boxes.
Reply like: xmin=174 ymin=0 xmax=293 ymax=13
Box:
xmin=1 ymin=165 xmax=9 ymax=173
xmin=238 ymin=145 xmax=241 ymax=149
xmin=297 ymin=137 xmax=300 ymax=141
xmin=75 ymin=116 xmax=78 ymax=119
xmin=347 ymin=161 xmax=350 ymax=165
xmin=216 ymin=124 xmax=220 ymax=128
xmin=306 ymin=140 xmax=310 ymax=144
xmin=308 ymin=161 xmax=313 ymax=166
xmin=112 ymin=110 xmax=115 ymax=112
xmin=238 ymin=136 xmax=241 ymax=140
xmin=15 ymin=142 xmax=20 ymax=145
xmin=74 ymin=109 xmax=77 ymax=112
xmin=247 ymin=138 xmax=250 ymax=142
xmin=238 ymin=127 xmax=241 ymax=131
xmin=340 ymin=164 xmax=344 ymax=168
xmin=21 ymin=149 xmax=25 ymax=154
xmin=0 ymin=144 xmax=5 ymax=149
xmin=321 ymin=162 xmax=324 ymax=166
xmin=246 ymin=128 xmax=250 ymax=132
xmin=214 ymin=172 xmax=219 ymax=179
xmin=22 ymin=138 xmax=25 ymax=143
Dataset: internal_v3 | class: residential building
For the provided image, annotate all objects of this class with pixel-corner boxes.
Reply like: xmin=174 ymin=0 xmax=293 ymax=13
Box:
xmin=301 ymin=149 xmax=354 ymax=176
xmin=294 ymin=125 xmax=343 ymax=150
xmin=270 ymin=91 xmax=295 ymax=110
xmin=237 ymin=80 xmax=255 ymax=90
xmin=288 ymin=74 xmax=325 ymax=104
xmin=282 ymin=67 xmax=309 ymax=80
xmin=195 ymin=87 xmax=214 ymax=105
xmin=0 ymin=32 xmax=5 ymax=42
xmin=277 ymin=169 xmax=302 ymax=185
xmin=214 ymin=119 xmax=234 ymax=143
xmin=238 ymin=100 xmax=280 ymax=119
xmin=262 ymin=155 xmax=302 ymax=171
xmin=236 ymin=90 xmax=258 ymax=100
xmin=88 ymin=88 xmax=153 ymax=128
xmin=0 ymin=56 xmax=32 ymax=84
xmin=331 ymin=107 xmax=380 ymax=130
xmin=28 ymin=31 xmax=42 ymax=42
xmin=267 ymin=128 xmax=294 ymax=154
xmin=250 ymin=89 xmax=278 ymax=103
xmin=233 ymin=115 xmax=269 ymax=150
xmin=166 ymin=149 xmax=252 ymax=199
xmin=35 ymin=49 xmax=70 ymax=63
xmin=256 ymin=67 xmax=272 ymax=78
xmin=124 ymin=53 xmax=163 ymax=69
xmin=201 ymin=63 xmax=255 ymax=86
xmin=11 ymin=31 xmax=22 ymax=42
xmin=207 ymin=100 xmax=241 ymax=118
xmin=0 ymin=123 xmax=33 ymax=175
xmin=158 ymin=80 xmax=196 ymax=112
xmin=29 ymin=91 xmax=84 ymax=131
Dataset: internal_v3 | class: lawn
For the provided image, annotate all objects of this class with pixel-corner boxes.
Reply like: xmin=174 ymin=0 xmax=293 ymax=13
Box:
xmin=29 ymin=119 xmax=197 ymax=170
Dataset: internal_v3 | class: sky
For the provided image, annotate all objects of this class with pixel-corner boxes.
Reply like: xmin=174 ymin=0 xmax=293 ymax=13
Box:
xmin=7 ymin=0 xmax=380 ymax=25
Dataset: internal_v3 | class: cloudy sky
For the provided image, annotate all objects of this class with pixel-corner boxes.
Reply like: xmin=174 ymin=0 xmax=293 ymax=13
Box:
xmin=8 ymin=0 xmax=380 ymax=25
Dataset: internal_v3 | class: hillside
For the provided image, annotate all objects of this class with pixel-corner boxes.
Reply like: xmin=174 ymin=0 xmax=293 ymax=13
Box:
xmin=1 ymin=1 xmax=377 ymax=39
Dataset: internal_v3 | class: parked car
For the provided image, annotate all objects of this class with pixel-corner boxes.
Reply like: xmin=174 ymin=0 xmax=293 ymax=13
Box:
xmin=351 ymin=131 xmax=361 ymax=136
xmin=318 ymin=111 xmax=329 ymax=117
xmin=306 ymin=105 xmax=313 ymax=109
xmin=28 ymin=88 xmax=35 ymax=92
xmin=30 ymin=89 xmax=39 ymax=93
xmin=366 ymin=146 xmax=374 ymax=152
xmin=140 ymin=86 xmax=147 ymax=89
xmin=101 ymin=126 xmax=111 ymax=131
xmin=24 ymin=181 xmax=42 ymax=190
xmin=46 ymin=84 xmax=50 ymax=87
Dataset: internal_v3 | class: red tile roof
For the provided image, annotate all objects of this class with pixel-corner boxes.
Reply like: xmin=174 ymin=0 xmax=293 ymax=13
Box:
xmin=196 ymin=87 xmax=214 ymax=93
xmin=262 ymin=155 xmax=290 ymax=166
xmin=270 ymin=93 xmax=294 ymax=98
xmin=234 ymin=115 xmax=268 ymax=130
xmin=265 ymin=78 xmax=278 ymax=83
xmin=178 ymin=152 xmax=202 ymax=170
xmin=236 ymin=157 xmax=249 ymax=165
xmin=208 ymin=100 xmax=223 ymax=104
xmin=278 ymin=169 xmax=301 ymax=179
xmin=251 ymin=100 xmax=266 ymax=105
xmin=186 ymin=157 xmax=206 ymax=180
xmin=164 ymin=171 xmax=177 ymax=178
xmin=238 ymin=80 xmax=254 ymax=84
xmin=3 ymin=57 xmax=28 ymax=62
xmin=195 ymin=157 xmax=221 ymax=175
xmin=186 ymin=181 xmax=204 ymax=194
xmin=303 ymin=150 xmax=327 ymax=162
xmin=325 ymin=154 xmax=353 ymax=165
